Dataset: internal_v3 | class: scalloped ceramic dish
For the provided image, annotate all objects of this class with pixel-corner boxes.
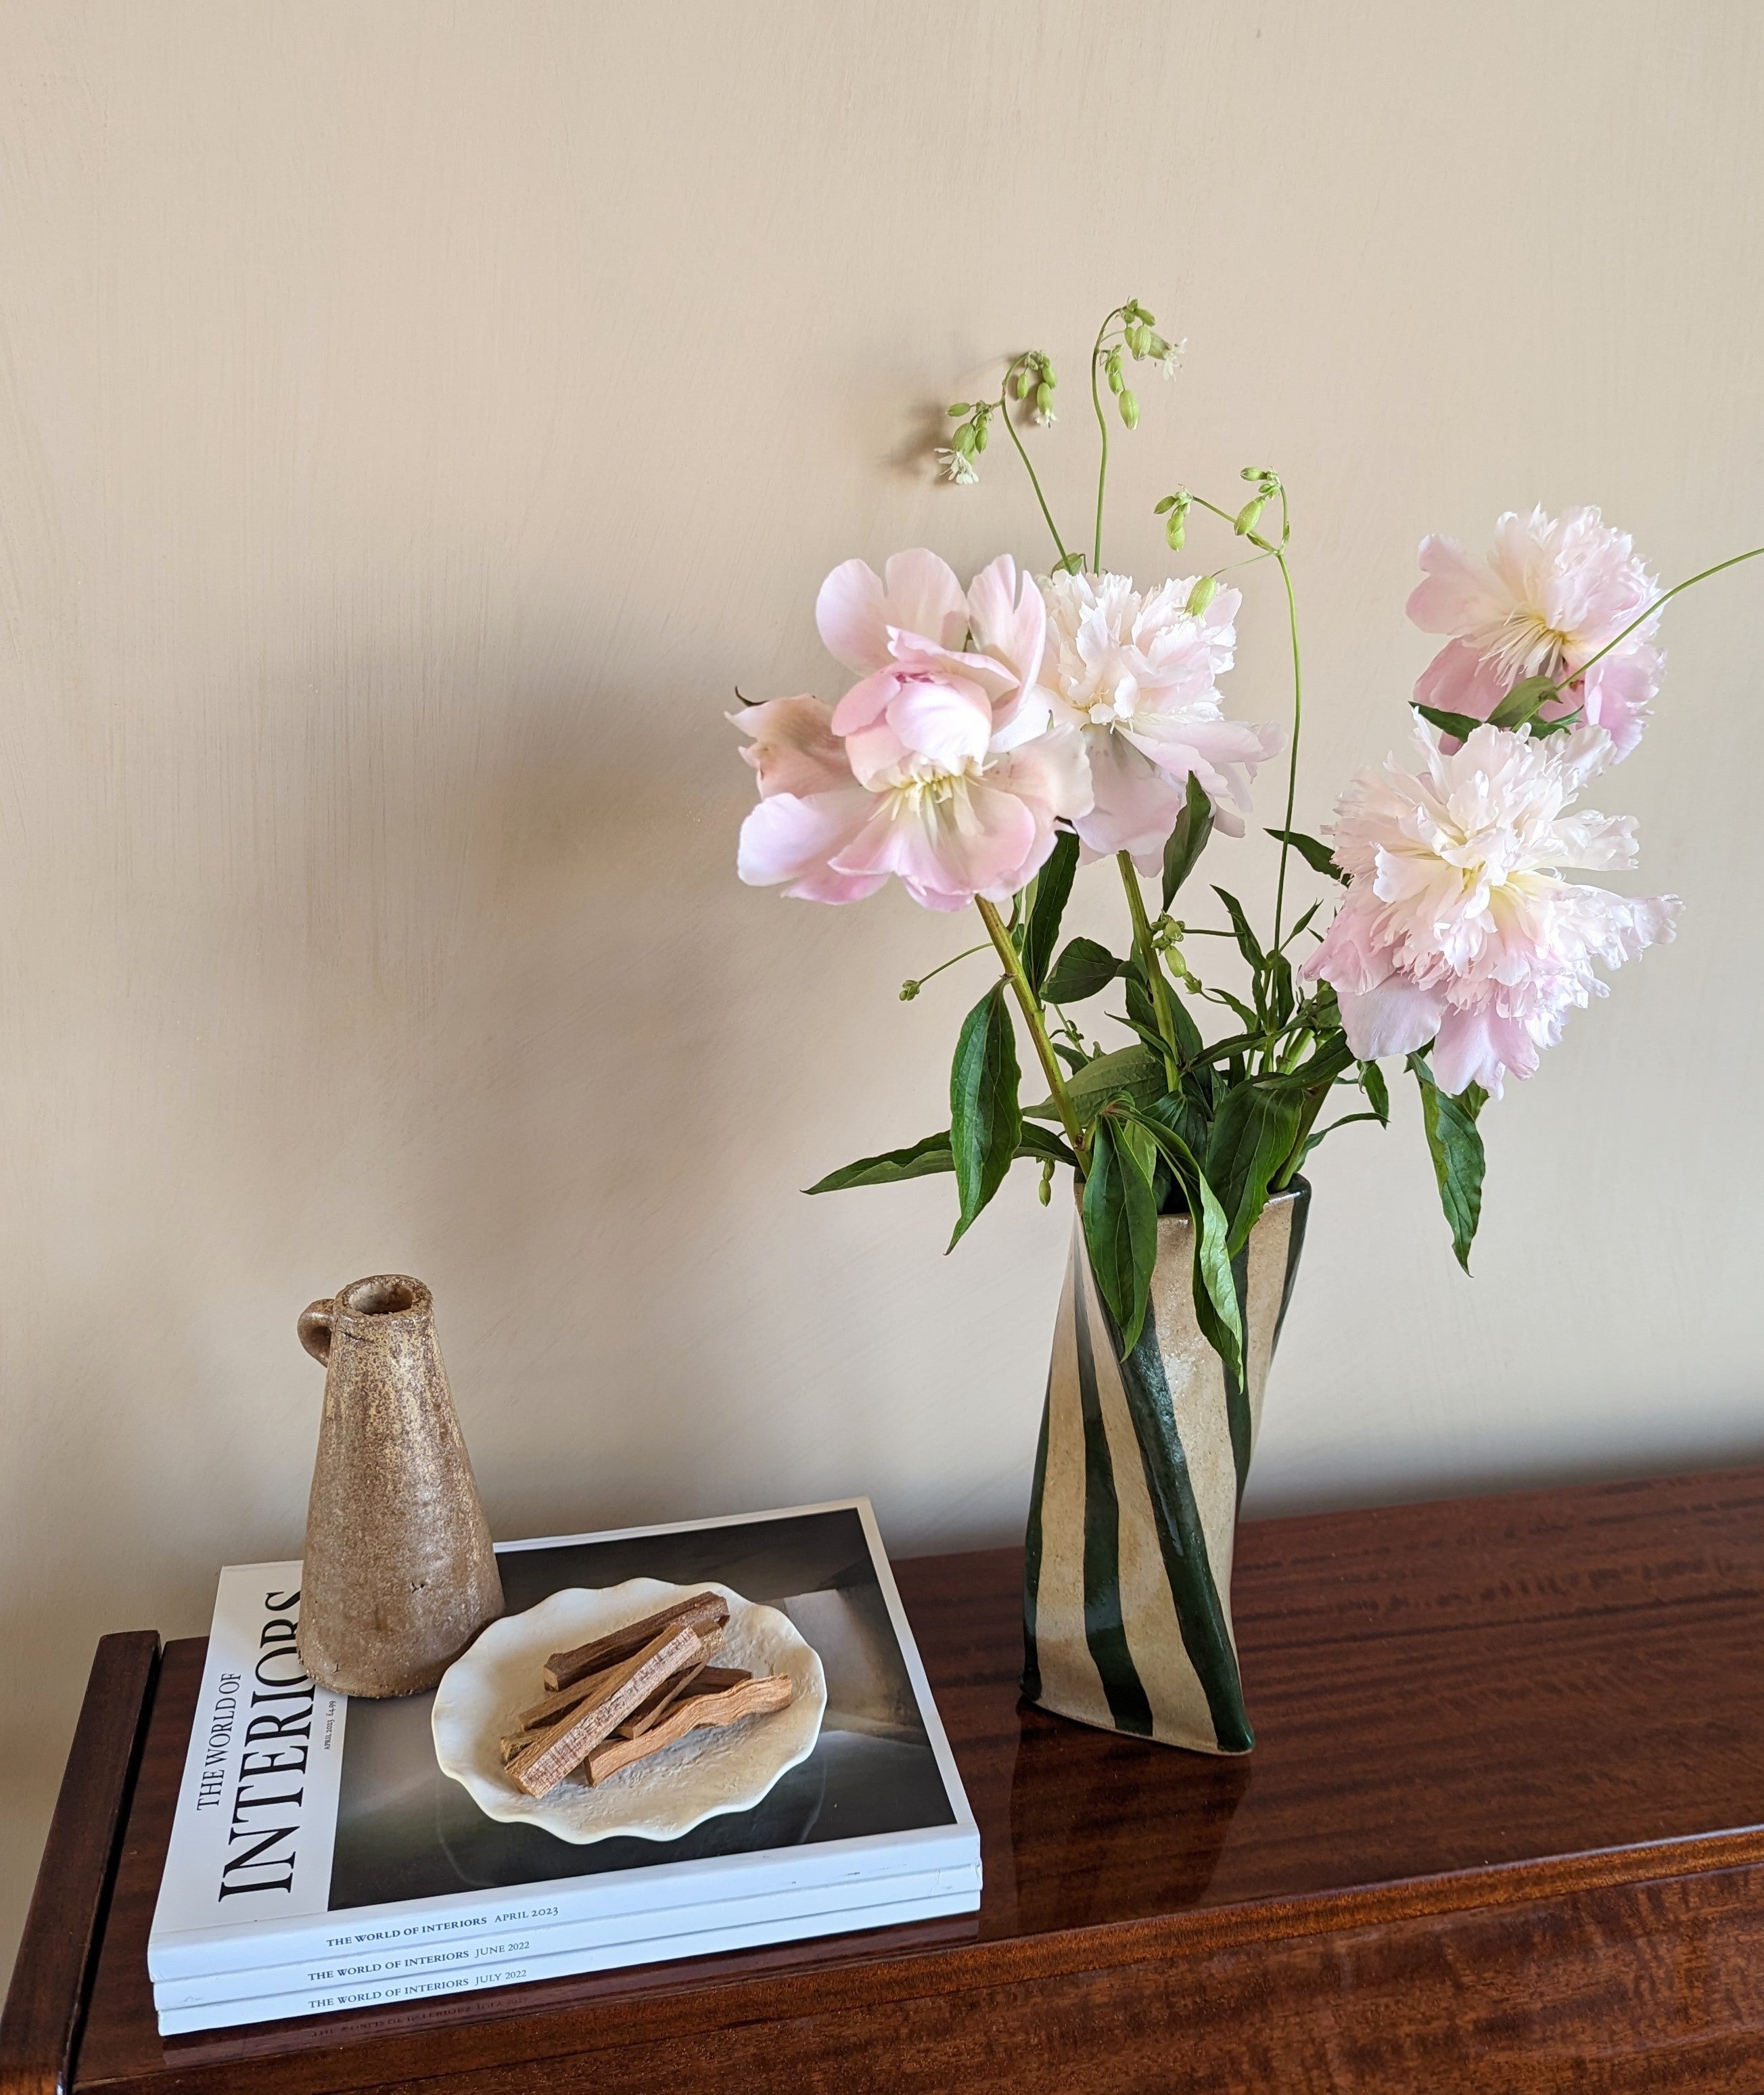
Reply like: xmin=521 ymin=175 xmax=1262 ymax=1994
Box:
xmin=431 ymin=1578 xmax=827 ymax=1845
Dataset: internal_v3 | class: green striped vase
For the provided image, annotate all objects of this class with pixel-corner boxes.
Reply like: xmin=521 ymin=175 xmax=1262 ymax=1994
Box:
xmin=1021 ymin=1179 xmax=1310 ymax=1754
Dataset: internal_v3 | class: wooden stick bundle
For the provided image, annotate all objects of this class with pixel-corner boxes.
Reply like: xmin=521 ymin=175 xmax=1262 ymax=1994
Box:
xmin=543 ymin=1591 xmax=730 ymax=1692
xmin=501 ymin=1591 xmax=792 ymax=1797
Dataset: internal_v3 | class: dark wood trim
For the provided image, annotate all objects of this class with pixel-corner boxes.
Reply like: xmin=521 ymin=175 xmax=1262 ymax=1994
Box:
xmin=24 ymin=1467 xmax=1764 ymax=2092
xmin=0 ymin=1634 xmax=160 ymax=2095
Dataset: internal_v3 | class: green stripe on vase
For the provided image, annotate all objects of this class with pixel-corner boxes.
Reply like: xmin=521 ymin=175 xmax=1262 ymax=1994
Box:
xmin=1272 ymin=1176 xmax=1312 ymax=1356
xmin=1020 ymin=1371 xmax=1052 ymax=1703
xmin=1221 ymin=1241 xmax=1253 ymax=1509
xmin=1071 ymin=1271 xmax=1155 ymax=1736
xmin=1112 ymin=1298 xmax=1253 ymax=1755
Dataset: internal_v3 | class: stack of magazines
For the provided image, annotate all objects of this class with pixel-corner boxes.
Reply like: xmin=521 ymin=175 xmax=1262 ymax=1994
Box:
xmin=147 ymin=1500 xmax=981 ymax=2033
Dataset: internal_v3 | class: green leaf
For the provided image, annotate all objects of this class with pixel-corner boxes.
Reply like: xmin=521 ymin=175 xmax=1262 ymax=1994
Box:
xmin=1282 ymin=901 xmax=1322 ymax=946
xmin=1211 ymin=888 xmax=1267 ymax=971
xmin=1160 ymin=773 xmax=1216 ymax=913
xmin=1142 ymin=1086 xmax=1212 ymax=1164
xmin=807 ymin=1120 xmax=1074 ymax=1195
xmin=1082 ymin=1117 xmax=1158 ymax=1352
xmin=1019 ymin=832 xmax=1079 ymax=996
xmin=1125 ymin=953 xmax=1204 ymax=1063
xmin=1025 ymin=1040 xmax=1165 ymax=1124
xmin=1204 ymin=1079 xmax=1306 ymax=1253
xmin=1123 ymin=963 xmax=1162 ymax=1047
xmin=1266 ymin=828 xmax=1345 ymax=883
xmin=1042 ymin=936 xmax=1124 ymax=1005
xmin=1407 ymin=1053 xmax=1489 ymax=1272
xmin=948 ymin=986 xmax=1021 ymax=1249
xmin=1015 ymin=1122 xmax=1078 ymax=1169
xmin=1119 ymin=1108 xmax=1243 ymax=1383
xmin=1414 ymin=703 xmax=1485 ymax=743
xmin=1301 ymin=1109 xmax=1386 ymax=1161
xmin=1527 ymin=707 xmax=1582 ymax=739
xmin=1488 ymin=674 xmax=1560 ymax=731
xmin=1163 ymin=977 xmax=1206 ymax=1063
xmin=806 ymin=1133 xmax=954 ymax=1193
xmin=1360 ymin=1059 xmax=1390 ymax=1127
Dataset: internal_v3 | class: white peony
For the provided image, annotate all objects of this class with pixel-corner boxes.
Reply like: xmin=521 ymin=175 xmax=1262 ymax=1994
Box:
xmin=1303 ymin=717 xmax=1680 ymax=1096
xmin=1036 ymin=570 xmax=1284 ymax=867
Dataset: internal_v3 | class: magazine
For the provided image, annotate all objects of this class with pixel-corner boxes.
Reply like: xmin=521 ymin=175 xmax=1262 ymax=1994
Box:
xmin=149 ymin=1500 xmax=981 ymax=2029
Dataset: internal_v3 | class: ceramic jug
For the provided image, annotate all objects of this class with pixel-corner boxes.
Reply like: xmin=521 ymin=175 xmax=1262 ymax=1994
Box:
xmin=296 ymin=1274 xmax=504 ymax=1697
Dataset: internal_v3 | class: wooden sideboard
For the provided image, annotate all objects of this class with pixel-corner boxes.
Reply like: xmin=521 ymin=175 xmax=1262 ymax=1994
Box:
xmin=5 ymin=1466 xmax=1764 ymax=2093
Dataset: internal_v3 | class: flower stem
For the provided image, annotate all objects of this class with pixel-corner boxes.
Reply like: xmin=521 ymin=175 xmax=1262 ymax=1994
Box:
xmin=1089 ymin=309 xmax=1125 ymax=573
xmin=1271 ymin=549 xmax=1303 ymax=952
xmin=1116 ymin=852 xmax=1184 ymax=1089
xmin=998 ymin=365 xmax=1071 ymax=568
xmin=902 ymin=942 xmax=990 ymax=997
xmin=1554 ymin=544 xmax=1764 ymax=689
xmin=975 ymin=895 xmax=1090 ymax=1170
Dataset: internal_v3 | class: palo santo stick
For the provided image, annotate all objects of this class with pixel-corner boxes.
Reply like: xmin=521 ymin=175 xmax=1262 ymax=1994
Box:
xmin=612 ymin=1661 xmax=752 ymax=1739
xmin=519 ymin=1623 xmax=726 ymax=1734
xmin=510 ymin=1624 xmax=707 ymax=1797
xmin=612 ymin=1659 xmax=706 ymax=1741
xmin=543 ymin=1592 xmax=728 ymax=1693
xmin=503 ymin=1632 xmax=729 ymax=1765
xmin=513 ymin=1680 xmax=593 ymax=1734
xmin=586 ymin=1672 xmax=792 ymax=1785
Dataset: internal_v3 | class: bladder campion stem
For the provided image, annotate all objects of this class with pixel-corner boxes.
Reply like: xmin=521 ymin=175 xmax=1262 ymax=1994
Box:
xmin=999 ymin=366 xmax=1071 ymax=568
xmin=1271 ymin=549 xmax=1303 ymax=953
xmin=975 ymin=895 xmax=1090 ymax=1171
xmin=1115 ymin=852 xmax=1183 ymax=1090
xmin=1089 ymin=308 xmax=1125 ymax=573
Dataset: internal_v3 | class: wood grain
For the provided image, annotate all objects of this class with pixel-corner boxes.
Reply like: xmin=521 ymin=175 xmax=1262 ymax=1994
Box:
xmin=586 ymin=1672 xmax=791 ymax=1782
xmin=0 ymin=1633 xmax=159 ymax=2095
xmin=39 ymin=1468 xmax=1764 ymax=2092
xmin=543 ymin=1598 xmax=728 ymax=1694
xmin=510 ymin=1626 xmax=707 ymax=1795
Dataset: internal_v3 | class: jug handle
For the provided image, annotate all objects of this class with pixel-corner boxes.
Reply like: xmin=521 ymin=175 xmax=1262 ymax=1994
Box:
xmin=298 ymin=1299 xmax=335 ymax=1365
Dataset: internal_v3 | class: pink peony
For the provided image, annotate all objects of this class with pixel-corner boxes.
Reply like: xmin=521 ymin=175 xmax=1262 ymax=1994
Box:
xmin=735 ymin=551 xmax=1092 ymax=912
xmin=1408 ymin=507 xmax=1663 ymax=760
xmin=1302 ymin=718 xmax=1679 ymax=1096
xmin=1035 ymin=571 xmax=1284 ymax=866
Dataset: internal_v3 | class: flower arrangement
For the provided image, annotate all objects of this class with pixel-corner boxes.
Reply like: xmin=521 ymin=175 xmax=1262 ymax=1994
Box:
xmin=733 ymin=300 xmax=1757 ymax=1377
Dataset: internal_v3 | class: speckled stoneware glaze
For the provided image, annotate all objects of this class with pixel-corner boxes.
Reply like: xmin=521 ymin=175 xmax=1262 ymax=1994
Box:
xmin=295 ymin=1274 xmax=504 ymax=1698
xmin=1023 ymin=1181 xmax=1309 ymax=1757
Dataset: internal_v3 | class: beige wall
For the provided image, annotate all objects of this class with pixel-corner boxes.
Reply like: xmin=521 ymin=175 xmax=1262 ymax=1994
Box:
xmin=3 ymin=0 xmax=1761 ymax=1973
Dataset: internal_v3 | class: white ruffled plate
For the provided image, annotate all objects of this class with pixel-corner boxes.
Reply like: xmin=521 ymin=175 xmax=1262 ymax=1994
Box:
xmin=431 ymin=1578 xmax=827 ymax=1844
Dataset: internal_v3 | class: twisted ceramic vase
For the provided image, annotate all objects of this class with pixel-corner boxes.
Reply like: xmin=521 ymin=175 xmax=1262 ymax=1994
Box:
xmin=1023 ymin=1181 xmax=1309 ymax=1754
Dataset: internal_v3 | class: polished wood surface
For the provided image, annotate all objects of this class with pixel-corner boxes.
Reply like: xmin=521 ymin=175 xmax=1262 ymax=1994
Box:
xmin=17 ymin=1468 xmax=1764 ymax=2091
xmin=0 ymin=1634 xmax=160 ymax=2095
